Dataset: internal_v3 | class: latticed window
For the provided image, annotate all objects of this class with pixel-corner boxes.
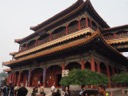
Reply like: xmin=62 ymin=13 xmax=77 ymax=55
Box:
xmin=52 ymin=27 xmax=66 ymax=40
xmin=37 ymin=34 xmax=49 ymax=45
xmin=80 ymin=18 xmax=86 ymax=29
xmin=68 ymin=21 xmax=78 ymax=34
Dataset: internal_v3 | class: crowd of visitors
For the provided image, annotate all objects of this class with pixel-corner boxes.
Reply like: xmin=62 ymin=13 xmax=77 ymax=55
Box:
xmin=0 ymin=83 xmax=108 ymax=96
xmin=0 ymin=83 xmax=28 ymax=96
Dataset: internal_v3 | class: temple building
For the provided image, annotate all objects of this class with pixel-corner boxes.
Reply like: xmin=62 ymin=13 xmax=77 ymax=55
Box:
xmin=3 ymin=0 xmax=128 ymax=88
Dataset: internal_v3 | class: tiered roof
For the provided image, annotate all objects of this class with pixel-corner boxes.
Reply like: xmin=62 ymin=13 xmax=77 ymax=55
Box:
xmin=3 ymin=30 xmax=128 ymax=67
xmin=15 ymin=0 xmax=109 ymax=44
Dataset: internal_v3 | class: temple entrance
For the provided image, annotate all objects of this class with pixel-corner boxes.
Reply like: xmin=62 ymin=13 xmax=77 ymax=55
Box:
xmin=100 ymin=62 xmax=107 ymax=75
xmin=30 ymin=68 xmax=43 ymax=87
xmin=21 ymin=70 xmax=29 ymax=86
xmin=14 ymin=71 xmax=19 ymax=85
xmin=46 ymin=65 xmax=62 ymax=87
xmin=39 ymin=75 xmax=43 ymax=85
xmin=56 ymin=74 xmax=62 ymax=86
xmin=85 ymin=61 xmax=91 ymax=70
xmin=65 ymin=62 xmax=81 ymax=71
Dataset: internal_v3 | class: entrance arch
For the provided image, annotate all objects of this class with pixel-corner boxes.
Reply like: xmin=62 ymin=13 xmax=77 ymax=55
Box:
xmin=31 ymin=68 xmax=43 ymax=87
xmin=109 ymin=66 xmax=113 ymax=76
xmin=14 ymin=71 xmax=19 ymax=85
xmin=46 ymin=65 xmax=62 ymax=87
xmin=100 ymin=62 xmax=107 ymax=75
xmin=65 ymin=62 xmax=81 ymax=71
xmin=20 ymin=70 xmax=29 ymax=86
xmin=84 ymin=61 xmax=91 ymax=70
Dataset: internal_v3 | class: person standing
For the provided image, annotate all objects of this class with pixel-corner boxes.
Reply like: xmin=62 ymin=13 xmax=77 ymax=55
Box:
xmin=31 ymin=86 xmax=38 ymax=96
xmin=63 ymin=86 xmax=70 ymax=96
xmin=98 ymin=85 xmax=106 ymax=96
xmin=17 ymin=83 xmax=28 ymax=96
xmin=3 ymin=84 xmax=9 ymax=96
xmin=52 ymin=89 xmax=61 ymax=96
xmin=40 ymin=86 xmax=45 ymax=96
xmin=8 ymin=83 xmax=14 ymax=96
xmin=14 ymin=84 xmax=19 ymax=96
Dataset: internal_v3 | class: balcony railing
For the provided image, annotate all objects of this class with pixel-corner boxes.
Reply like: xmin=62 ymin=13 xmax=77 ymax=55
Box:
xmin=104 ymin=33 xmax=128 ymax=40
xmin=16 ymin=27 xmax=94 ymax=58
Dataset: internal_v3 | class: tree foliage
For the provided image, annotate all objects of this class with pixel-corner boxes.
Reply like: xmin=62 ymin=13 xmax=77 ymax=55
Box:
xmin=0 ymin=72 xmax=7 ymax=78
xmin=60 ymin=69 xmax=108 ymax=86
xmin=111 ymin=71 xmax=128 ymax=84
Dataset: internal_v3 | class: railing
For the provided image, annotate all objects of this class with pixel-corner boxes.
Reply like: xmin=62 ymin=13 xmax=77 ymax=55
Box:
xmin=18 ymin=28 xmax=92 ymax=54
xmin=15 ymin=27 xmax=94 ymax=58
xmin=37 ymin=38 xmax=49 ymax=45
xmin=68 ymin=25 xmax=78 ymax=34
xmin=104 ymin=33 xmax=128 ymax=40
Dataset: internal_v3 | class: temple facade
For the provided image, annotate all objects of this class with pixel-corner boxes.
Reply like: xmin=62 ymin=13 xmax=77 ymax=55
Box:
xmin=3 ymin=0 xmax=128 ymax=88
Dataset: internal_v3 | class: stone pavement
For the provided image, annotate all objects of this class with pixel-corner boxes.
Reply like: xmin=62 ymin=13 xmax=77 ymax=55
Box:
xmin=26 ymin=87 xmax=128 ymax=96
xmin=107 ymin=88 xmax=128 ymax=96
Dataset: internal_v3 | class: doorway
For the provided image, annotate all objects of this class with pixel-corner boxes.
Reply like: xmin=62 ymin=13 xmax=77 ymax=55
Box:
xmin=39 ymin=75 xmax=43 ymax=85
xmin=56 ymin=74 xmax=62 ymax=86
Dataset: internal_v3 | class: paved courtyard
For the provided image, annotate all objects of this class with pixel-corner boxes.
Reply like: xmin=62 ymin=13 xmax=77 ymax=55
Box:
xmin=26 ymin=87 xmax=128 ymax=96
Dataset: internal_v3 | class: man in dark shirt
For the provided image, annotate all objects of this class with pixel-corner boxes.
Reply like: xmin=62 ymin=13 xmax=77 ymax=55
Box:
xmin=17 ymin=83 xmax=28 ymax=96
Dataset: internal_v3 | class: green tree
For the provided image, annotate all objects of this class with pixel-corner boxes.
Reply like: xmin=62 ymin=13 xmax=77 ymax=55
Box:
xmin=60 ymin=69 xmax=108 ymax=86
xmin=0 ymin=72 xmax=8 ymax=77
xmin=111 ymin=71 xmax=128 ymax=84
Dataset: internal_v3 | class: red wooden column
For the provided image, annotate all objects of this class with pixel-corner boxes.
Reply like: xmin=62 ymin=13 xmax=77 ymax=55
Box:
xmin=81 ymin=60 xmax=85 ymax=70
xmin=8 ymin=74 xmax=11 ymax=84
xmin=18 ymin=71 xmax=21 ymax=86
xmin=66 ymin=24 xmax=68 ymax=35
xmin=91 ymin=56 xmax=95 ymax=72
xmin=35 ymin=39 xmax=38 ymax=46
xmin=78 ymin=19 xmax=81 ymax=30
xmin=61 ymin=64 xmax=65 ymax=70
xmin=11 ymin=72 xmax=15 ymax=84
xmin=106 ymin=65 xmax=111 ymax=88
xmin=13 ymin=73 xmax=16 ymax=85
xmin=49 ymin=33 xmax=52 ymax=41
xmin=90 ymin=19 xmax=92 ymax=28
xmin=113 ymin=33 xmax=117 ymax=38
xmin=85 ymin=17 xmax=88 ymax=28
xmin=97 ymin=63 xmax=101 ymax=73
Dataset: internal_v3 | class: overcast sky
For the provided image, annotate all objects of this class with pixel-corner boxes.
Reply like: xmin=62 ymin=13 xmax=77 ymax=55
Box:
xmin=0 ymin=0 xmax=128 ymax=72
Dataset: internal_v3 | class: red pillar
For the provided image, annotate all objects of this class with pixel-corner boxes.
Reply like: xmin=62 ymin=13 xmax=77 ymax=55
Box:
xmin=66 ymin=24 xmax=68 ymax=35
xmin=106 ymin=65 xmax=111 ymax=88
xmin=78 ymin=19 xmax=81 ymax=30
xmin=91 ymin=56 xmax=95 ymax=72
xmin=35 ymin=39 xmax=38 ymax=46
xmin=97 ymin=63 xmax=101 ymax=73
xmin=81 ymin=60 xmax=85 ymax=70
xmin=86 ymin=17 xmax=88 ymax=28
xmin=12 ymin=73 xmax=15 ymax=84
xmin=61 ymin=64 xmax=65 ymax=70
xmin=113 ymin=33 xmax=117 ymax=38
xmin=13 ymin=73 xmax=16 ymax=85
xmin=7 ymin=74 xmax=11 ymax=84
xmin=49 ymin=33 xmax=52 ymax=41
xmin=18 ymin=71 xmax=21 ymax=86
xmin=90 ymin=20 xmax=92 ymax=28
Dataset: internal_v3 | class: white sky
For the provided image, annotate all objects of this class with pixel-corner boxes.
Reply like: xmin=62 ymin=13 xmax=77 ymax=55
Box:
xmin=0 ymin=0 xmax=128 ymax=72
